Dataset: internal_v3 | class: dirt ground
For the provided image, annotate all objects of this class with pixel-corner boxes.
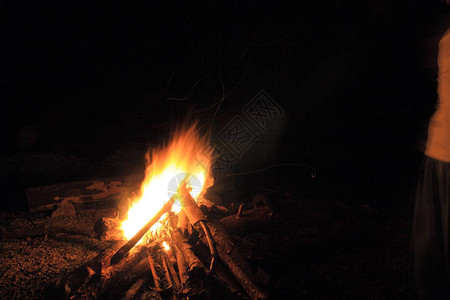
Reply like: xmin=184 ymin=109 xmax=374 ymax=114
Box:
xmin=0 ymin=192 xmax=414 ymax=300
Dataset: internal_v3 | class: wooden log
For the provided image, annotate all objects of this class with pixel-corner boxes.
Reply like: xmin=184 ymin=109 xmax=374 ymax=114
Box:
xmin=147 ymin=245 xmax=172 ymax=292
xmin=179 ymin=184 xmax=206 ymax=225
xmin=177 ymin=210 xmax=189 ymax=231
xmin=219 ymin=206 xmax=273 ymax=235
xmin=74 ymin=245 xmax=149 ymax=299
xmin=161 ymin=246 xmax=182 ymax=293
xmin=170 ymin=228 xmax=209 ymax=296
xmin=136 ymin=289 xmax=163 ymax=300
xmin=194 ymin=221 xmax=269 ymax=300
xmin=98 ymin=239 xmax=171 ymax=299
xmin=25 ymin=176 xmax=140 ymax=212
xmin=171 ymin=240 xmax=191 ymax=294
xmin=171 ymin=229 xmax=206 ymax=277
xmin=101 ymin=257 xmax=151 ymax=300
xmin=179 ymin=185 xmax=216 ymax=269
xmin=207 ymin=261 xmax=251 ymax=300
xmin=170 ymin=229 xmax=243 ymax=299
xmin=191 ymin=237 xmax=249 ymax=300
xmin=122 ymin=278 xmax=147 ymax=300
xmin=43 ymin=241 xmax=124 ymax=299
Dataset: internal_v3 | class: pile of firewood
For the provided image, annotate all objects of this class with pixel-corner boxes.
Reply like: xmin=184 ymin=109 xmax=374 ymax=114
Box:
xmin=42 ymin=185 xmax=273 ymax=300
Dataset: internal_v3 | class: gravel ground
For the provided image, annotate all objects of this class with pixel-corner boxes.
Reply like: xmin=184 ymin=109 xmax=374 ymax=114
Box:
xmin=0 ymin=196 xmax=414 ymax=299
xmin=0 ymin=238 xmax=98 ymax=299
xmin=0 ymin=209 xmax=115 ymax=299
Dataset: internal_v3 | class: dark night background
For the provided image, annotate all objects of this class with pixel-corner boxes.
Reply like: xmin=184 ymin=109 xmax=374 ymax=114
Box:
xmin=0 ymin=0 xmax=447 ymax=214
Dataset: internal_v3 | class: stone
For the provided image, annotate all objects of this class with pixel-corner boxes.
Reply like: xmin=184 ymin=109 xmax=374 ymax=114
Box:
xmin=51 ymin=199 xmax=76 ymax=219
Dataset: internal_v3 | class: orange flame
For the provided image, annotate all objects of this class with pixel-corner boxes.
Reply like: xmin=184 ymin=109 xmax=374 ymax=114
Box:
xmin=121 ymin=124 xmax=213 ymax=241
xmin=162 ymin=241 xmax=170 ymax=251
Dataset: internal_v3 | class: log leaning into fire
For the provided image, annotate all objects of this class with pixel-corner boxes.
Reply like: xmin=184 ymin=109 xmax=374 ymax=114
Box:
xmin=178 ymin=185 xmax=268 ymax=299
xmin=43 ymin=241 xmax=124 ymax=298
xmin=110 ymin=196 xmax=175 ymax=265
xmin=171 ymin=227 xmax=249 ymax=299
xmin=122 ymin=278 xmax=147 ymax=300
xmin=44 ymin=191 xmax=273 ymax=299
xmin=116 ymin=258 xmax=150 ymax=300
xmin=171 ymin=229 xmax=206 ymax=277
xmin=147 ymin=244 xmax=172 ymax=292
xmin=70 ymin=244 xmax=150 ymax=299
xmin=161 ymin=245 xmax=182 ymax=293
xmin=219 ymin=206 xmax=273 ymax=235
xmin=177 ymin=210 xmax=189 ymax=232
xmin=171 ymin=238 xmax=192 ymax=294
xmin=195 ymin=220 xmax=269 ymax=300
xmin=170 ymin=228 xmax=208 ymax=295
xmin=179 ymin=184 xmax=216 ymax=270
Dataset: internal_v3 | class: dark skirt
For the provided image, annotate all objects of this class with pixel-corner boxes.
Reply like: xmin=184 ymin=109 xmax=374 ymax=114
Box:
xmin=412 ymin=155 xmax=450 ymax=299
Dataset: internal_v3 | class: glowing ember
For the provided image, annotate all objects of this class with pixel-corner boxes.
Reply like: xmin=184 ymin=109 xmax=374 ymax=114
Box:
xmin=162 ymin=241 xmax=170 ymax=251
xmin=121 ymin=124 xmax=213 ymax=242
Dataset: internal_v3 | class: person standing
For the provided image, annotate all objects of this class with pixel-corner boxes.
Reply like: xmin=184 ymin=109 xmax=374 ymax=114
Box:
xmin=412 ymin=1 xmax=450 ymax=298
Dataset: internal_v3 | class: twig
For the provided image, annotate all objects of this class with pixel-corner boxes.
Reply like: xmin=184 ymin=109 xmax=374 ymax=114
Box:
xmin=199 ymin=221 xmax=216 ymax=270
xmin=236 ymin=203 xmax=244 ymax=217
xmin=161 ymin=245 xmax=182 ymax=293
xmin=166 ymin=74 xmax=210 ymax=101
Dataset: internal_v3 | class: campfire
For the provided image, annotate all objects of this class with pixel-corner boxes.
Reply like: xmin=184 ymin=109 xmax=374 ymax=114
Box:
xmin=121 ymin=124 xmax=213 ymax=244
xmin=44 ymin=124 xmax=270 ymax=300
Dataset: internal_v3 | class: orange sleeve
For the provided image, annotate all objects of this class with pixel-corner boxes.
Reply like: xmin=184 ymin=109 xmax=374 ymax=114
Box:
xmin=425 ymin=29 xmax=450 ymax=162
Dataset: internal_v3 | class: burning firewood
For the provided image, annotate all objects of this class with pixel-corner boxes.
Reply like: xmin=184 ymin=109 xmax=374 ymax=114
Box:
xmin=147 ymin=244 xmax=172 ymax=292
xmin=106 ymin=257 xmax=151 ymax=299
xmin=161 ymin=243 xmax=182 ymax=293
xmin=43 ymin=241 xmax=124 ymax=298
xmin=170 ymin=237 xmax=195 ymax=294
xmin=177 ymin=182 xmax=269 ymax=299
xmin=179 ymin=183 xmax=216 ymax=270
xmin=41 ymin=124 xmax=278 ymax=300
xmin=44 ymin=204 xmax=272 ymax=299
xmin=170 ymin=222 xmax=252 ymax=300
xmin=109 ymin=196 xmax=175 ymax=265
xmin=171 ymin=229 xmax=206 ymax=277
xmin=171 ymin=228 xmax=210 ymax=295
xmin=176 ymin=210 xmax=189 ymax=232
xmin=73 ymin=245 xmax=149 ymax=299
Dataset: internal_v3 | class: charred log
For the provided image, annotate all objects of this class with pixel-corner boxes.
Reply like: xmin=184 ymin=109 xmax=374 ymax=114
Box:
xmin=74 ymin=245 xmax=149 ymax=299
xmin=194 ymin=221 xmax=269 ymax=300
xmin=147 ymin=245 xmax=172 ymax=292
xmin=43 ymin=241 xmax=124 ymax=299
xmin=171 ymin=229 xmax=206 ymax=278
xmin=219 ymin=206 xmax=273 ymax=235
xmin=122 ymin=278 xmax=147 ymax=300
